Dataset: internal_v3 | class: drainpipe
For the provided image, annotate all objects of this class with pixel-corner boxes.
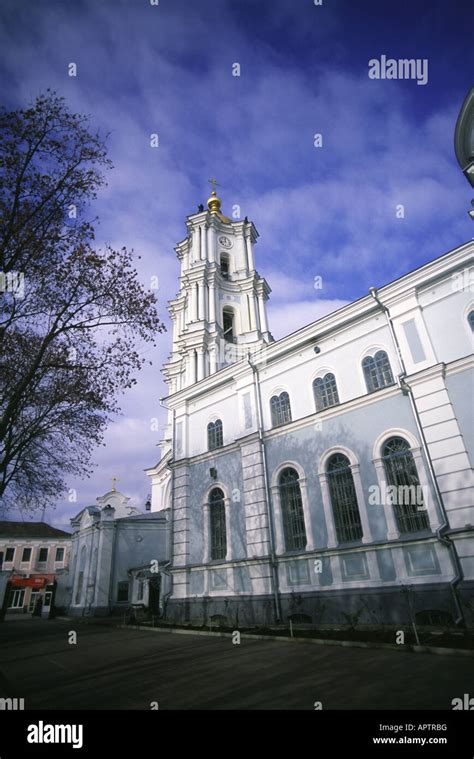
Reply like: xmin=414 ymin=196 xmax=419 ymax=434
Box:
xmin=247 ymin=354 xmax=282 ymax=623
xmin=159 ymin=398 xmax=176 ymax=615
xmin=369 ymin=287 xmax=465 ymax=626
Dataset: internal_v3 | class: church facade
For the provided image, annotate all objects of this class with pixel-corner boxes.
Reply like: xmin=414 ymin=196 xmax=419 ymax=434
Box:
xmin=68 ymin=488 xmax=170 ymax=618
xmin=148 ymin=188 xmax=474 ymax=629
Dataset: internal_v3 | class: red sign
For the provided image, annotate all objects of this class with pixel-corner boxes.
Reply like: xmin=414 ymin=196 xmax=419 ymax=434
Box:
xmin=10 ymin=575 xmax=54 ymax=588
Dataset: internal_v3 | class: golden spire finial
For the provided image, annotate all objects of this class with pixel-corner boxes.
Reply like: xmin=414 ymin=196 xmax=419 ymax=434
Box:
xmin=207 ymin=177 xmax=222 ymax=214
xmin=111 ymin=475 xmax=119 ymax=492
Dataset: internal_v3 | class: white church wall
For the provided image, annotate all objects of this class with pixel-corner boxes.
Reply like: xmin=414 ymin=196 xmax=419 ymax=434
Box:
xmin=417 ymin=267 xmax=474 ymax=364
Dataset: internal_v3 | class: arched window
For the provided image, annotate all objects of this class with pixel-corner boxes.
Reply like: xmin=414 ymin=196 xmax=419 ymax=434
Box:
xmin=327 ymin=453 xmax=363 ymax=543
xmin=313 ymin=373 xmax=340 ymax=411
xmin=362 ymin=350 xmax=394 ymax=393
xmin=279 ymin=468 xmax=307 ymax=551
xmin=223 ymin=308 xmax=235 ymax=343
xmin=207 ymin=419 xmax=223 ymax=451
xmin=270 ymin=391 xmax=292 ymax=427
xmin=382 ymin=437 xmax=429 ymax=533
xmin=209 ymin=487 xmax=226 ymax=560
xmin=220 ymin=254 xmax=230 ymax=280
xmin=468 ymin=310 xmax=474 ymax=331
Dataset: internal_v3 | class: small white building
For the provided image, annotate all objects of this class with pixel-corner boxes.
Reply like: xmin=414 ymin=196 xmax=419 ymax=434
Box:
xmin=146 ymin=187 xmax=474 ymax=628
xmin=68 ymin=488 xmax=170 ymax=617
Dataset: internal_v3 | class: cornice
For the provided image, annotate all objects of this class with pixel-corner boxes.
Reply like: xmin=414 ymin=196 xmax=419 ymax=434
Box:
xmin=164 ymin=240 xmax=474 ymax=406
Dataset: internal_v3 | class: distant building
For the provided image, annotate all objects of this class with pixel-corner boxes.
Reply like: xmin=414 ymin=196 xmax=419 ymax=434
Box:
xmin=0 ymin=521 xmax=71 ymax=617
xmin=146 ymin=188 xmax=474 ymax=628
xmin=68 ymin=488 xmax=170 ymax=617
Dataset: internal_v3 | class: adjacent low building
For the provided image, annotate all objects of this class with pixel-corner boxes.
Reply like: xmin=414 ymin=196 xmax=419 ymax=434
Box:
xmin=0 ymin=521 xmax=71 ymax=617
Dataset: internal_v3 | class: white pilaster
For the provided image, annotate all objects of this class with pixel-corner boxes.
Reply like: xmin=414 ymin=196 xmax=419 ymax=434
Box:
xmin=373 ymin=458 xmax=400 ymax=540
xmin=198 ymin=282 xmax=205 ymax=321
xmin=258 ymin=292 xmax=269 ymax=333
xmin=245 ymin=230 xmax=255 ymax=271
xmin=197 ymin=347 xmax=205 ymax=381
xmin=318 ymin=473 xmax=338 ymax=548
xmin=201 ymin=225 xmax=207 ymax=261
xmin=209 ymin=282 xmax=216 ymax=323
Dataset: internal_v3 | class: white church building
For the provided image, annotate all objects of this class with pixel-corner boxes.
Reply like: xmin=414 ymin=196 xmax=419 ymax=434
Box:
xmin=145 ymin=185 xmax=474 ymax=628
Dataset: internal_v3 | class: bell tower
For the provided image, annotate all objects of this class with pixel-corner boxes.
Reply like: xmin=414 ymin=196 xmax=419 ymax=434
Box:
xmin=162 ymin=181 xmax=273 ymax=394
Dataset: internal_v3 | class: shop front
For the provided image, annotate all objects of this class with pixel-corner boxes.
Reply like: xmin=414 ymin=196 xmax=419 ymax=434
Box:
xmin=7 ymin=575 xmax=56 ymax=617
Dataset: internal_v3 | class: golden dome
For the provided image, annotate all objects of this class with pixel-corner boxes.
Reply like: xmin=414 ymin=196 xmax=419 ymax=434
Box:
xmin=207 ymin=189 xmax=222 ymax=214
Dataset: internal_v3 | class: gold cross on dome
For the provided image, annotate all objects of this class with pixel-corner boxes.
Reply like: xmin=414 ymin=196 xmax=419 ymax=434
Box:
xmin=208 ymin=177 xmax=220 ymax=193
xmin=111 ymin=475 xmax=119 ymax=492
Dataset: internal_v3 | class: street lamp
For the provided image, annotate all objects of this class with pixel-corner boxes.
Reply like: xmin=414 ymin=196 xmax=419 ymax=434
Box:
xmin=454 ymin=87 xmax=474 ymax=219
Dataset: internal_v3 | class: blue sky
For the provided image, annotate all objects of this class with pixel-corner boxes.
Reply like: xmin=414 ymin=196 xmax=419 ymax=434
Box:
xmin=0 ymin=0 xmax=472 ymax=528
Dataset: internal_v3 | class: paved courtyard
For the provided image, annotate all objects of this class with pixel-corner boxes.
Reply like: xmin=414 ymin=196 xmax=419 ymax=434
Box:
xmin=0 ymin=618 xmax=473 ymax=710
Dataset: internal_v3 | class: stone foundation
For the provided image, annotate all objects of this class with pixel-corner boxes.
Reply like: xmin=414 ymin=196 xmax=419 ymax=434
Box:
xmin=164 ymin=582 xmax=471 ymax=628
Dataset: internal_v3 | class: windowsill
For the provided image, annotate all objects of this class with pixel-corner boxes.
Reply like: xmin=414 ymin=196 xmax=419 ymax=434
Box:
xmin=397 ymin=528 xmax=432 ymax=539
xmin=335 ymin=538 xmax=364 ymax=548
xmin=367 ymin=383 xmax=396 ymax=394
xmin=281 ymin=548 xmax=308 ymax=556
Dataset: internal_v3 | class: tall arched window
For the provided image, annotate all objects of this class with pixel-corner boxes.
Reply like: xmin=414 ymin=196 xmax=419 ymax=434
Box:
xmin=207 ymin=419 xmax=223 ymax=451
xmin=362 ymin=350 xmax=394 ymax=393
xmin=209 ymin=487 xmax=227 ymax=560
xmin=382 ymin=437 xmax=429 ymax=533
xmin=468 ymin=310 xmax=474 ymax=331
xmin=223 ymin=308 xmax=235 ymax=342
xmin=327 ymin=453 xmax=363 ymax=543
xmin=270 ymin=391 xmax=292 ymax=427
xmin=220 ymin=254 xmax=230 ymax=280
xmin=279 ymin=468 xmax=307 ymax=551
xmin=313 ymin=373 xmax=340 ymax=411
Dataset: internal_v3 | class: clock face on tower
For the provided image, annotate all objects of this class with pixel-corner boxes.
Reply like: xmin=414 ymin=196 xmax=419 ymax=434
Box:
xmin=218 ymin=235 xmax=232 ymax=248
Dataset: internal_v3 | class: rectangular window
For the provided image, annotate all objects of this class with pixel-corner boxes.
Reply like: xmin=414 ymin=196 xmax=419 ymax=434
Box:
xmin=210 ymin=569 xmax=227 ymax=590
xmin=55 ymin=547 xmax=65 ymax=563
xmin=136 ymin=579 xmax=145 ymax=601
xmin=404 ymin=545 xmax=439 ymax=576
xmin=287 ymin=560 xmax=310 ymax=586
xmin=5 ymin=547 xmax=14 ymax=563
xmin=8 ymin=589 xmax=25 ymax=609
xmin=341 ymin=553 xmax=369 ymax=581
xmin=38 ymin=547 xmax=48 ymax=563
xmin=117 ymin=581 xmax=129 ymax=603
xmin=220 ymin=257 xmax=230 ymax=279
xmin=21 ymin=547 xmax=32 ymax=563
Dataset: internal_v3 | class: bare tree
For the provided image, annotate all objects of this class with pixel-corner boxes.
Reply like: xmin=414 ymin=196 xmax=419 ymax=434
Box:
xmin=0 ymin=91 xmax=164 ymax=512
